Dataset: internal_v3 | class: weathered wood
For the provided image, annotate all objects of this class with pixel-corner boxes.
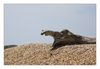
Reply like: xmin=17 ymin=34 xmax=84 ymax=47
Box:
xmin=4 ymin=45 xmax=17 ymax=49
xmin=41 ymin=29 xmax=96 ymax=50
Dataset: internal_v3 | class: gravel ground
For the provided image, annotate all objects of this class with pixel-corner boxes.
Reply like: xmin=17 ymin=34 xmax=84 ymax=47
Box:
xmin=4 ymin=43 xmax=96 ymax=65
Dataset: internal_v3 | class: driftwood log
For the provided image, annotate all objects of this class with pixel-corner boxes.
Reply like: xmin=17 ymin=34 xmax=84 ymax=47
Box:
xmin=41 ymin=29 xmax=96 ymax=50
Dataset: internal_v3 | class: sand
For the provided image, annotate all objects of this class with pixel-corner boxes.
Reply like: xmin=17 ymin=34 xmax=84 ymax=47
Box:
xmin=4 ymin=43 xmax=96 ymax=65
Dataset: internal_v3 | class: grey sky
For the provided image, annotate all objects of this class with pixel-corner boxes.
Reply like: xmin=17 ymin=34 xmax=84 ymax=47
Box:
xmin=4 ymin=4 xmax=96 ymax=45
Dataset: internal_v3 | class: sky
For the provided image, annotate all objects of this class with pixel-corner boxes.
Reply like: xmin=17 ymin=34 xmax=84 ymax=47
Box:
xmin=4 ymin=4 xmax=96 ymax=45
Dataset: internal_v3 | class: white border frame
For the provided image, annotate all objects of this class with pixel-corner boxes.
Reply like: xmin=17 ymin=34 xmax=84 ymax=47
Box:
xmin=0 ymin=0 xmax=99 ymax=69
